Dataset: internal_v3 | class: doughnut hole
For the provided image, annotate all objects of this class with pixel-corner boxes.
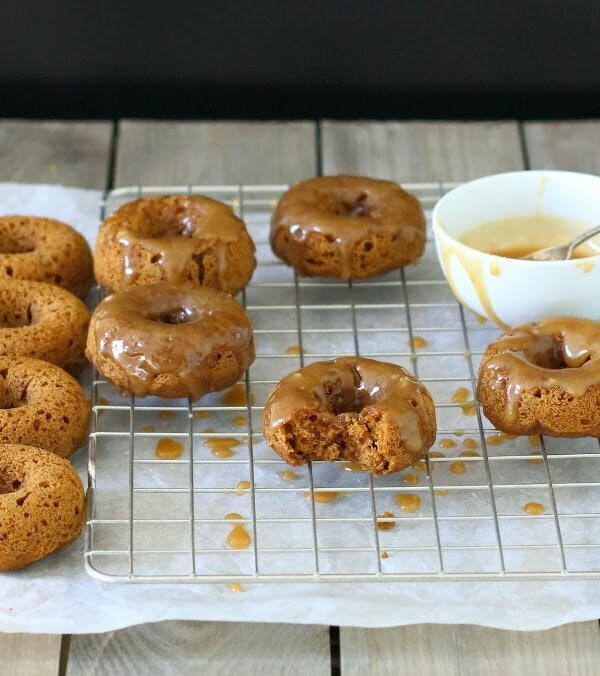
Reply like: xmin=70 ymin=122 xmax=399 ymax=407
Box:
xmin=524 ymin=334 xmax=591 ymax=370
xmin=124 ymin=199 xmax=206 ymax=238
xmin=0 ymin=228 xmax=36 ymax=255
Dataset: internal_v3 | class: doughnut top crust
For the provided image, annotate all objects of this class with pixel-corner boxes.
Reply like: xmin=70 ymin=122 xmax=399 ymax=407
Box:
xmin=263 ymin=357 xmax=436 ymax=474
xmin=0 ymin=279 xmax=90 ymax=374
xmin=271 ymin=176 xmax=426 ymax=278
xmin=0 ymin=444 xmax=85 ymax=571
xmin=0 ymin=216 xmax=94 ymax=297
xmin=95 ymin=194 xmax=256 ymax=295
xmin=87 ymin=282 xmax=255 ymax=400
xmin=0 ymin=356 xmax=90 ymax=458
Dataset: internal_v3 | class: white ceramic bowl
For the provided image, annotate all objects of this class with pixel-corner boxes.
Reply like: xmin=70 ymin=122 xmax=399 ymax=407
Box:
xmin=432 ymin=170 xmax=600 ymax=328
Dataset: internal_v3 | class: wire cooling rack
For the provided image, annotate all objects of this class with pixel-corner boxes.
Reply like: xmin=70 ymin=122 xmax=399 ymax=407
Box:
xmin=85 ymin=182 xmax=600 ymax=583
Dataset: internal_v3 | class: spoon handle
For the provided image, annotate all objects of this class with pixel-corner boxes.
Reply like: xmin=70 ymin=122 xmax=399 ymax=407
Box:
xmin=567 ymin=224 xmax=600 ymax=259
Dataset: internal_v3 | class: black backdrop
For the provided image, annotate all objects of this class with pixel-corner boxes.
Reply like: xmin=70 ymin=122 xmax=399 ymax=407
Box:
xmin=1 ymin=1 xmax=598 ymax=119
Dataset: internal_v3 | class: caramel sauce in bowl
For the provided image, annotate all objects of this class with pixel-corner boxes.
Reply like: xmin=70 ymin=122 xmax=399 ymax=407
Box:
xmin=432 ymin=171 xmax=600 ymax=327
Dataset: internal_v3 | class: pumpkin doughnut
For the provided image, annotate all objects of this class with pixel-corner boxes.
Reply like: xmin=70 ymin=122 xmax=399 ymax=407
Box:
xmin=271 ymin=176 xmax=426 ymax=279
xmin=0 ymin=444 xmax=85 ymax=571
xmin=0 ymin=279 xmax=89 ymax=374
xmin=87 ymin=282 xmax=255 ymax=400
xmin=263 ymin=357 xmax=436 ymax=475
xmin=0 ymin=357 xmax=90 ymax=458
xmin=0 ymin=216 xmax=94 ymax=297
xmin=477 ymin=316 xmax=600 ymax=437
xmin=94 ymin=194 xmax=256 ymax=295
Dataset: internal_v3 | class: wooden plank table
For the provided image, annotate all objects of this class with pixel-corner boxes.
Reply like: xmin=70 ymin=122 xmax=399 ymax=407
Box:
xmin=0 ymin=117 xmax=598 ymax=675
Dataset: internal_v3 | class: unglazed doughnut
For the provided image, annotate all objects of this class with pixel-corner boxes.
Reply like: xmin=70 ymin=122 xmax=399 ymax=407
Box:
xmin=94 ymin=194 xmax=256 ymax=295
xmin=0 ymin=216 xmax=94 ymax=297
xmin=477 ymin=316 xmax=600 ymax=437
xmin=271 ymin=176 xmax=426 ymax=279
xmin=0 ymin=357 xmax=90 ymax=458
xmin=0 ymin=444 xmax=85 ymax=571
xmin=0 ymin=279 xmax=89 ymax=374
xmin=263 ymin=357 xmax=436 ymax=475
xmin=87 ymin=282 xmax=255 ymax=400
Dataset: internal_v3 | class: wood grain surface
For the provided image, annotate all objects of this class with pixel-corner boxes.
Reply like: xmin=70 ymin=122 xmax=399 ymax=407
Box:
xmin=68 ymin=622 xmax=330 ymax=676
xmin=115 ymin=120 xmax=316 ymax=185
xmin=321 ymin=121 xmax=523 ymax=181
xmin=340 ymin=622 xmax=600 ymax=676
xmin=524 ymin=121 xmax=600 ymax=173
xmin=0 ymin=120 xmax=112 ymax=188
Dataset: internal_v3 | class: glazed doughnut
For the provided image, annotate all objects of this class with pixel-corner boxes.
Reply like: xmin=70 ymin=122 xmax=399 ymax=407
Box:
xmin=0 ymin=216 xmax=94 ymax=297
xmin=0 ymin=444 xmax=85 ymax=571
xmin=0 ymin=279 xmax=89 ymax=374
xmin=477 ymin=316 xmax=600 ymax=437
xmin=87 ymin=282 xmax=255 ymax=400
xmin=0 ymin=357 xmax=90 ymax=458
xmin=263 ymin=357 xmax=436 ymax=475
xmin=271 ymin=176 xmax=426 ymax=279
xmin=94 ymin=194 xmax=256 ymax=295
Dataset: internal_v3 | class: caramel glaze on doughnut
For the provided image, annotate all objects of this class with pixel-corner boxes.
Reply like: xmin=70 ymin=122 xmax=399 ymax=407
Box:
xmin=0 ymin=279 xmax=90 ymax=374
xmin=94 ymin=195 xmax=256 ymax=295
xmin=0 ymin=357 xmax=90 ymax=458
xmin=271 ymin=176 xmax=426 ymax=279
xmin=0 ymin=216 xmax=94 ymax=298
xmin=0 ymin=444 xmax=85 ymax=571
xmin=86 ymin=282 xmax=255 ymax=400
xmin=477 ymin=316 xmax=600 ymax=437
xmin=263 ymin=357 xmax=436 ymax=475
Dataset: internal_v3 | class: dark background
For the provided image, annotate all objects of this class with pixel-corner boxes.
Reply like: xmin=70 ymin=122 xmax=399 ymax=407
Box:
xmin=1 ymin=1 xmax=598 ymax=120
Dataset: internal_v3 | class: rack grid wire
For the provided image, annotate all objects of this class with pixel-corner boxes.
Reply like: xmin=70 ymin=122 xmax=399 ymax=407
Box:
xmin=85 ymin=182 xmax=600 ymax=583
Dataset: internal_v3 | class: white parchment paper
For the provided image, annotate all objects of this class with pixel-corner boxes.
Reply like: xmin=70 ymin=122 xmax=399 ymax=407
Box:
xmin=0 ymin=183 xmax=598 ymax=634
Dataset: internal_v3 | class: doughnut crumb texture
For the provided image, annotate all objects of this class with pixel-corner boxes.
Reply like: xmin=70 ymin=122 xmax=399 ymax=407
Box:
xmin=87 ymin=282 xmax=255 ymax=400
xmin=95 ymin=194 xmax=256 ymax=295
xmin=271 ymin=176 xmax=426 ymax=279
xmin=0 ymin=356 xmax=90 ymax=458
xmin=263 ymin=357 xmax=436 ymax=475
xmin=0 ymin=444 xmax=85 ymax=571
xmin=477 ymin=316 xmax=600 ymax=437
xmin=0 ymin=216 xmax=94 ymax=297
xmin=0 ymin=279 xmax=90 ymax=374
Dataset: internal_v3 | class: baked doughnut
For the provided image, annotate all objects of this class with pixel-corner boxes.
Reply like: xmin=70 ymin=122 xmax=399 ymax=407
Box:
xmin=477 ymin=316 xmax=600 ymax=437
xmin=263 ymin=357 xmax=436 ymax=475
xmin=0 ymin=216 xmax=94 ymax=297
xmin=0 ymin=444 xmax=85 ymax=571
xmin=271 ymin=176 xmax=426 ymax=279
xmin=94 ymin=194 xmax=256 ymax=295
xmin=0 ymin=357 xmax=90 ymax=458
xmin=0 ymin=279 xmax=89 ymax=374
xmin=87 ymin=282 xmax=255 ymax=400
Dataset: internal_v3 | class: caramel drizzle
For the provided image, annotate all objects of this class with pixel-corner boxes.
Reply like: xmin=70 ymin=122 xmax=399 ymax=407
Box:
xmin=92 ymin=282 xmax=253 ymax=400
xmin=264 ymin=357 xmax=434 ymax=459
xmin=112 ymin=195 xmax=246 ymax=288
xmin=479 ymin=317 xmax=600 ymax=420
xmin=271 ymin=177 xmax=424 ymax=279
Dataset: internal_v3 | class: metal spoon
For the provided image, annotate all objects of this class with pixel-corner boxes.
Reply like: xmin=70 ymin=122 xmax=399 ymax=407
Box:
xmin=523 ymin=224 xmax=600 ymax=261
